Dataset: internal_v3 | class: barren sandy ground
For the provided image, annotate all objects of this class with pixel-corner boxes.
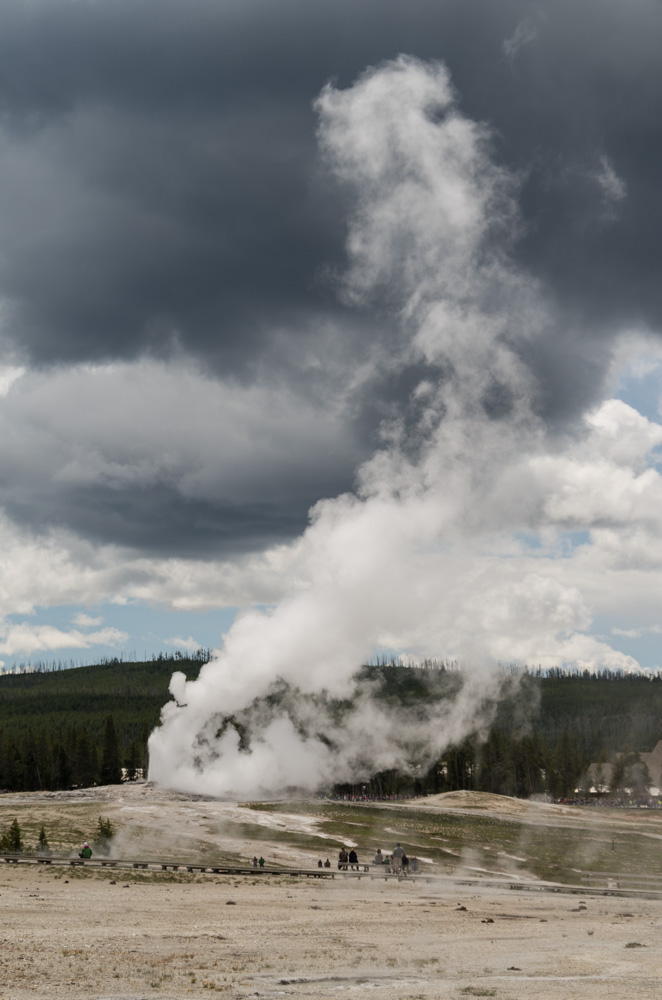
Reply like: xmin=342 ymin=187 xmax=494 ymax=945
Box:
xmin=0 ymin=785 xmax=660 ymax=999
xmin=1 ymin=863 xmax=661 ymax=1000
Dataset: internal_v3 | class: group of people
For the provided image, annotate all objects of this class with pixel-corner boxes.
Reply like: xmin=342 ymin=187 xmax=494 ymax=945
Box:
xmin=325 ymin=842 xmax=419 ymax=873
xmin=80 ymin=832 xmax=420 ymax=876
xmin=374 ymin=843 xmax=419 ymax=873
xmin=336 ymin=848 xmax=361 ymax=870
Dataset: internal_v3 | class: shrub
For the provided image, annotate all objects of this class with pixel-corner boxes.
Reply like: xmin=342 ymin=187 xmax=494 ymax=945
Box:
xmin=96 ymin=816 xmax=115 ymax=841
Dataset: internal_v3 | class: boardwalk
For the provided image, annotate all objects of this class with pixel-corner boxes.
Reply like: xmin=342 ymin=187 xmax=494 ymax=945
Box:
xmin=3 ymin=852 xmax=662 ymax=899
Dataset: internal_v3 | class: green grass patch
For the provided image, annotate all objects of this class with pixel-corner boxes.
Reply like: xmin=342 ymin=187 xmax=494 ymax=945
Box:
xmin=239 ymin=799 xmax=662 ymax=883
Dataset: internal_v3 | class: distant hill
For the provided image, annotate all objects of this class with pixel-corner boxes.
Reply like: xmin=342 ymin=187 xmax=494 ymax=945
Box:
xmin=360 ymin=663 xmax=662 ymax=756
xmin=338 ymin=665 xmax=662 ymax=800
xmin=1 ymin=657 xmax=661 ymax=798
xmin=0 ymin=654 xmax=205 ymax=792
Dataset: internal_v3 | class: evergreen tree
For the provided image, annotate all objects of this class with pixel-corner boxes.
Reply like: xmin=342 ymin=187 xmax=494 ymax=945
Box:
xmin=124 ymin=739 xmax=140 ymax=781
xmin=141 ymin=721 xmax=151 ymax=776
xmin=446 ymin=737 xmax=476 ymax=791
xmin=96 ymin=815 xmax=115 ymax=840
xmin=94 ymin=815 xmax=115 ymax=856
xmin=56 ymin=744 xmax=72 ymax=790
xmin=75 ymin=727 xmax=97 ymax=788
xmin=21 ymin=730 xmax=42 ymax=791
xmin=1 ymin=739 xmax=23 ymax=792
xmin=100 ymin=715 xmax=122 ymax=785
xmin=37 ymin=731 xmax=52 ymax=791
xmin=478 ymin=728 xmax=513 ymax=795
xmin=610 ymin=754 xmax=626 ymax=797
xmin=37 ymin=825 xmax=49 ymax=853
xmin=0 ymin=818 xmax=23 ymax=852
xmin=552 ymin=728 xmax=584 ymax=798
xmin=512 ymin=733 xmax=545 ymax=797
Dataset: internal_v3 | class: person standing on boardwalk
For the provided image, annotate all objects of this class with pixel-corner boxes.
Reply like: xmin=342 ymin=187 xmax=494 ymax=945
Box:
xmin=79 ymin=843 xmax=92 ymax=859
xmin=391 ymin=842 xmax=404 ymax=871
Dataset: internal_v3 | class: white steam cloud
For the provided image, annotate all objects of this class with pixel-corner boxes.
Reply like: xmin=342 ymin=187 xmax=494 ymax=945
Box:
xmin=148 ymin=57 xmax=656 ymax=798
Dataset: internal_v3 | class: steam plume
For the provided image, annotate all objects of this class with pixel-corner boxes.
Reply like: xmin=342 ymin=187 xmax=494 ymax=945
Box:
xmin=148 ymin=57 xmax=633 ymax=798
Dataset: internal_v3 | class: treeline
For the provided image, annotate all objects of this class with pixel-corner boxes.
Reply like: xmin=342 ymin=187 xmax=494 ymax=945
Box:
xmin=5 ymin=647 xmax=212 ymax=676
xmin=334 ymin=725 xmax=588 ymax=800
xmin=0 ymin=654 xmax=204 ymax=791
xmin=359 ymin=664 xmax=662 ymax=791
xmin=1 ymin=657 xmax=662 ymax=797
xmin=332 ymin=665 xmax=662 ymax=801
xmin=0 ymin=715 xmax=145 ymax=792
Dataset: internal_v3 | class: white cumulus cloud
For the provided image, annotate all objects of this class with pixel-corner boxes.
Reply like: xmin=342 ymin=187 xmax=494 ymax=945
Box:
xmin=164 ymin=635 xmax=204 ymax=652
xmin=0 ymin=623 xmax=128 ymax=657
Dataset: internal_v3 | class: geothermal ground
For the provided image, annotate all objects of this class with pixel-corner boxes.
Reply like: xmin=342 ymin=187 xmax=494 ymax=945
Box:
xmin=0 ymin=784 xmax=661 ymax=998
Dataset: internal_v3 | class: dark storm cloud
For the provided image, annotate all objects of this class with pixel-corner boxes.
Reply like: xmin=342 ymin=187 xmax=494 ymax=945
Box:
xmin=4 ymin=485 xmax=310 ymax=559
xmin=0 ymin=0 xmax=660 ymax=556
xmin=0 ymin=0 xmax=658 ymax=376
xmin=0 ymin=358 xmax=364 ymax=558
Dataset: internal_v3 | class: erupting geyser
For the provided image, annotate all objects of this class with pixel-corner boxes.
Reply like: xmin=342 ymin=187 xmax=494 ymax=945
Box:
xmin=148 ymin=56 xmax=654 ymax=798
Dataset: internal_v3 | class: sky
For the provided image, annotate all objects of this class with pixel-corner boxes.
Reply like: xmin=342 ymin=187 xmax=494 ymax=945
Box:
xmin=1 ymin=0 xmax=662 ymax=676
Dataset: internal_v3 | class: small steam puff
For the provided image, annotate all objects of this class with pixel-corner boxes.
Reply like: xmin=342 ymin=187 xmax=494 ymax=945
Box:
xmin=148 ymin=57 xmax=650 ymax=798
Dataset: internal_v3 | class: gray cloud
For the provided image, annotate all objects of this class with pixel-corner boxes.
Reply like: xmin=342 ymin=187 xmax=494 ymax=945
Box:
xmin=0 ymin=0 xmax=660 ymax=555
xmin=0 ymin=1 xmax=657 ymax=363
xmin=0 ymin=361 xmax=363 ymax=557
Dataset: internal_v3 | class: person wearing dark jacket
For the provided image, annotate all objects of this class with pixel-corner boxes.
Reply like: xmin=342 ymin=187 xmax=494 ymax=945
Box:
xmin=79 ymin=843 xmax=92 ymax=859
